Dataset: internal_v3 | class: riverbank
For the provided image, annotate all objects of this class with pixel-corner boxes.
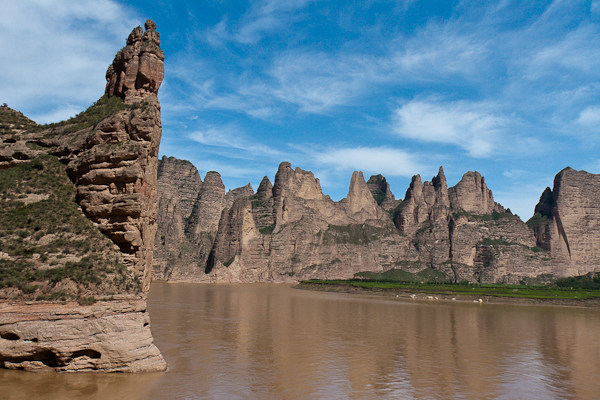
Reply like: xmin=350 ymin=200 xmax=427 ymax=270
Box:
xmin=295 ymin=281 xmax=600 ymax=307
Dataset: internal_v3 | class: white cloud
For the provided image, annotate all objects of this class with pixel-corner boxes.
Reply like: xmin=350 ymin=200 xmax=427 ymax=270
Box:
xmin=524 ymin=25 xmax=600 ymax=80
xmin=188 ymin=124 xmax=285 ymax=159
xmin=391 ymin=27 xmax=489 ymax=77
xmin=313 ymin=147 xmax=424 ymax=177
xmin=268 ymin=51 xmax=375 ymax=113
xmin=203 ymin=0 xmax=317 ymax=46
xmin=0 ymin=0 xmax=139 ymax=121
xmin=502 ymin=169 xmax=526 ymax=179
xmin=577 ymin=106 xmax=600 ymax=127
xmin=392 ymin=100 xmax=505 ymax=158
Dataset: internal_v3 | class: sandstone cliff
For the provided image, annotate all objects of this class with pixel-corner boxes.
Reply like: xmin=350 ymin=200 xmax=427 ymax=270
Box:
xmin=155 ymin=159 xmax=559 ymax=285
xmin=530 ymin=168 xmax=600 ymax=276
xmin=0 ymin=20 xmax=166 ymax=372
xmin=153 ymin=156 xmax=254 ymax=281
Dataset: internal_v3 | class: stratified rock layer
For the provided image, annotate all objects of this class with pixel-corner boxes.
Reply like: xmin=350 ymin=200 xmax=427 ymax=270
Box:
xmin=0 ymin=20 xmax=166 ymax=372
xmin=0 ymin=300 xmax=163 ymax=372
xmin=156 ymin=159 xmax=562 ymax=285
xmin=153 ymin=158 xmax=254 ymax=281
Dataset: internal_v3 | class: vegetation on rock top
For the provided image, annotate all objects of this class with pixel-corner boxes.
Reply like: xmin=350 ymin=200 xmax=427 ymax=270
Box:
xmin=36 ymin=95 xmax=147 ymax=136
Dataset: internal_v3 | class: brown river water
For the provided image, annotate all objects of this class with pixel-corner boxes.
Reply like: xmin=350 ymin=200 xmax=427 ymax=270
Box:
xmin=1 ymin=282 xmax=600 ymax=399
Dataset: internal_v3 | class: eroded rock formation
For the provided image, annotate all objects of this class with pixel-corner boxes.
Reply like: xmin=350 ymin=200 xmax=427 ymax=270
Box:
xmin=0 ymin=20 xmax=166 ymax=372
xmin=155 ymin=159 xmax=565 ymax=285
xmin=153 ymin=157 xmax=254 ymax=281
xmin=531 ymin=168 xmax=600 ymax=276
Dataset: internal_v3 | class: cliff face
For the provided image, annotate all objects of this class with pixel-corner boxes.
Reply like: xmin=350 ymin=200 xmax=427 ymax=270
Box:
xmin=531 ymin=168 xmax=600 ymax=276
xmin=156 ymin=159 xmax=560 ymax=284
xmin=153 ymin=157 xmax=253 ymax=281
xmin=0 ymin=20 xmax=166 ymax=372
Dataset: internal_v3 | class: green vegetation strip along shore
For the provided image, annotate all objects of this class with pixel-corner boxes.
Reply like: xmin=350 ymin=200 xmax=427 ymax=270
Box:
xmin=298 ymin=279 xmax=600 ymax=301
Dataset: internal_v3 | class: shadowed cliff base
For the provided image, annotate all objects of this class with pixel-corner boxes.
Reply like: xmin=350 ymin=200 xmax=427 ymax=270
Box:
xmin=0 ymin=20 xmax=166 ymax=372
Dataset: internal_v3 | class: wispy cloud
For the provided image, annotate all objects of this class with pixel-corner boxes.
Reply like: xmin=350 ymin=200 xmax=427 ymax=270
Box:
xmin=188 ymin=123 xmax=285 ymax=159
xmin=313 ymin=146 xmax=425 ymax=177
xmin=204 ymin=0 xmax=318 ymax=46
xmin=392 ymin=100 xmax=505 ymax=158
xmin=577 ymin=106 xmax=600 ymax=127
xmin=0 ymin=0 xmax=138 ymax=122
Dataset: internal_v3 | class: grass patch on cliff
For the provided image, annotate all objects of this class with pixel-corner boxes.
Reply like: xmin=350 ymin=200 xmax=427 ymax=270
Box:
xmin=299 ymin=279 xmax=600 ymax=300
xmin=355 ymin=268 xmax=451 ymax=283
xmin=451 ymin=209 xmax=514 ymax=222
xmin=526 ymin=212 xmax=551 ymax=228
xmin=0 ymin=155 xmax=139 ymax=296
xmin=0 ymin=106 xmax=38 ymax=135
xmin=36 ymin=95 xmax=146 ymax=137
xmin=259 ymin=225 xmax=275 ymax=234
xmin=322 ymin=224 xmax=391 ymax=245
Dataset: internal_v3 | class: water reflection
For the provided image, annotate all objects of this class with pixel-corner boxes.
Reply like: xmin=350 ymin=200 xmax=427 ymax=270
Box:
xmin=1 ymin=282 xmax=599 ymax=399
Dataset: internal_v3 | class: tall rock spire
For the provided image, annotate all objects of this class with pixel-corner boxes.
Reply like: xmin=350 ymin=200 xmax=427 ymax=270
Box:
xmin=105 ymin=19 xmax=165 ymax=99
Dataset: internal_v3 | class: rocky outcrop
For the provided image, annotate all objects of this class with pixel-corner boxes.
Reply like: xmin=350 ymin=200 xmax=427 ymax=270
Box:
xmin=367 ymin=174 xmax=400 ymax=211
xmin=0 ymin=20 xmax=166 ymax=372
xmin=154 ymin=156 xmax=203 ymax=280
xmin=153 ymin=160 xmax=254 ymax=281
xmin=0 ymin=300 xmax=163 ymax=372
xmin=343 ymin=171 xmax=384 ymax=223
xmin=531 ymin=168 xmax=600 ymax=276
xmin=448 ymin=171 xmax=504 ymax=215
xmin=256 ymin=176 xmax=273 ymax=201
xmin=105 ymin=20 xmax=164 ymax=98
xmin=65 ymin=20 xmax=164 ymax=293
xmin=163 ymin=161 xmax=556 ymax=285
xmin=394 ymin=167 xmax=450 ymax=236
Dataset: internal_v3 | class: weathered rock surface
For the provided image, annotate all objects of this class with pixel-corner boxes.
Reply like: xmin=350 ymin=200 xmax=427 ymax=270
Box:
xmin=0 ymin=20 xmax=166 ymax=372
xmin=531 ymin=168 xmax=600 ymax=276
xmin=0 ymin=300 xmax=164 ymax=372
xmin=153 ymin=158 xmax=254 ymax=281
xmin=105 ymin=20 xmax=164 ymax=98
xmin=448 ymin=171 xmax=504 ymax=215
xmin=367 ymin=174 xmax=400 ymax=211
xmin=154 ymin=159 xmax=563 ymax=284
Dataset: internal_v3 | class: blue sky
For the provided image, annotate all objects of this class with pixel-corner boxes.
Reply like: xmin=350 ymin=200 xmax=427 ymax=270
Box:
xmin=2 ymin=0 xmax=600 ymax=220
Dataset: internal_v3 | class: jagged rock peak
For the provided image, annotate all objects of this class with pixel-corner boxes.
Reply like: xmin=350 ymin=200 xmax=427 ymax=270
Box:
xmin=448 ymin=171 xmax=501 ymax=215
xmin=404 ymin=174 xmax=423 ymax=201
xmin=105 ymin=19 xmax=165 ymax=99
xmin=257 ymin=176 xmax=273 ymax=200
xmin=367 ymin=174 xmax=395 ymax=204
xmin=534 ymin=187 xmax=553 ymax=218
xmin=225 ymin=183 xmax=254 ymax=209
xmin=346 ymin=171 xmax=379 ymax=216
xmin=531 ymin=167 xmax=600 ymax=273
xmin=394 ymin=168 xmax=450 ymax=234
xmin=273 ymin=161 xmax=325 ymax=200
xmin=203 ymin=171 xmax=225 ymax=188
xmin=432 ymin=166 xmax=447 ymax=190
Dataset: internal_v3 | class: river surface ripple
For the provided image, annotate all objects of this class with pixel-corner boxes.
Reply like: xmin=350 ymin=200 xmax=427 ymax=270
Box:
xmin=1 ymin=282 xmax=600 ymax=399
